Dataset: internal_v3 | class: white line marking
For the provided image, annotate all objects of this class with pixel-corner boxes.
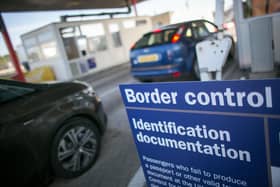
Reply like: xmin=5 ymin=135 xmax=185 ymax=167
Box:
xmin=100 ymin=87 xmax=118 ymax=98
xmin=128 ymin=167 xmax=146 ymax=187
xmin=99 ymin=80 xmax=137 ymax=98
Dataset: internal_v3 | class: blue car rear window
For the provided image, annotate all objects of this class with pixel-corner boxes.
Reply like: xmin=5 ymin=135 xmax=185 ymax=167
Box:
xmin=134 ymin=29 xmax=177 ymax=49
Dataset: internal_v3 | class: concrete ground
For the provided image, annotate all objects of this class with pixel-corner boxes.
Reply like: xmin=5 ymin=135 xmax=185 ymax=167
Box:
xmin=222 ymin=58 xmax=280 ymax=80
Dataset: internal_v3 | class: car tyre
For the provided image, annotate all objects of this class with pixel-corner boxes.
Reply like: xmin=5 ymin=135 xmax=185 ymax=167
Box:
xmin=229 ymin=40 xmax=235 ymax=59
xmin=224 ymin=35 xmax=235 ymax=59
xmin=192 ymin=59 xmax=201 ymax=80
xmin=51 ymin=117 xmax=100 ymax=178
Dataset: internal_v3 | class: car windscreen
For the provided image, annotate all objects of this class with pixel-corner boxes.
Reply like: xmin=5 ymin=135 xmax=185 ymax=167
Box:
xmin=134 ymin=28 xmax=177 ymax=49
xmin=0 ymin=84 xmax=36 ymax=104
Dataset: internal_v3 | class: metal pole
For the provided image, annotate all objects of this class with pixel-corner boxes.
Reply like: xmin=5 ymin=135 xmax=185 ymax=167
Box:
xmin=215 ymin=0 xmax=224 ymax=30
xmin=0 ymin=14 xmax=25 ymax=82
xmin=132 ymin=0 xmax=138 ymax=16
xmin=215 ymin=0 xmax=225 ymax=39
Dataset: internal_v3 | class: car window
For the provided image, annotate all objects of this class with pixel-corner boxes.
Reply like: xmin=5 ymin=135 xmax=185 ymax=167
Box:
xmin=185 ymin=27 xmax=192 ymax=38
xmin=191 ymin=22 xmax=209 ymax=39
xmin=204 ymin=21 xmax=217 ymax=33
xmin=0 ymin=84 xmax=35 ymax=103
xmin=147 ymin=32 xmax=162 ymax=46
xmin=134 ymin=28 xmax=177 ymax=49
xmin=164 ymin=29 xmax=176 ymax=42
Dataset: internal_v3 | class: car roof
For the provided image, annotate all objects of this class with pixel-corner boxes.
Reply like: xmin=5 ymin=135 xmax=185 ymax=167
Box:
xmin=140 ymin=19 xmax=216 ymax=40
xmin=157 ymin=19 xmax=213 ymax=30
xmin=142 ymin=19 xmax=210 ymax=36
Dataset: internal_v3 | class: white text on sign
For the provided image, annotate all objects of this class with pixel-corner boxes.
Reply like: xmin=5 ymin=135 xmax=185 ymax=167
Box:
xmin=124 ymin=87 xmax=272 ymax=108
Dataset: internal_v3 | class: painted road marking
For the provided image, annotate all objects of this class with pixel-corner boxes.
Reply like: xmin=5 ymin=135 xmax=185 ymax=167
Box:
xmin=99 ymin=80 xmax=137 ymax=98
xmin=128 ymin=167 xmax=146 ymax=187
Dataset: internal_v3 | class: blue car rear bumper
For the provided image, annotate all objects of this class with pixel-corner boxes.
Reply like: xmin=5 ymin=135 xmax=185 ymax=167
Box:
xmin=131 ymin=63 xmax=190 ymax=80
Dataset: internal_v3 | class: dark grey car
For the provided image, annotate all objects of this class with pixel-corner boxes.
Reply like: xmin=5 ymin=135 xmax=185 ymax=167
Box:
xmin=0 ymin=79 xmax=107 ymax=186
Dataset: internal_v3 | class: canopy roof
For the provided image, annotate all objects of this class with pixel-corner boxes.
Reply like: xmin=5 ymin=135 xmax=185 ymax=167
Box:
xmin=0 ymin=0 xmax=146 ymax=12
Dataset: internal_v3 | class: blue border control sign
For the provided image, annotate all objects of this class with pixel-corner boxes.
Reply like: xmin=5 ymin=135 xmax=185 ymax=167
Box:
xmin=119 ymin=79 xmax=280 ymax=187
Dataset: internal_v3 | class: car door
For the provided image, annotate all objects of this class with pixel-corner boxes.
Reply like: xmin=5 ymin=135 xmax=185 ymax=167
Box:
xmin=181 ymin=24 xmax=196 ymax=71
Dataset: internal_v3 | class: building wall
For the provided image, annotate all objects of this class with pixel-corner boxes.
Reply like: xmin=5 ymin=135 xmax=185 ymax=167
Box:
xmin=151 ymin=12 xmax=173 ymax=28
xmin=120 ymin=21 xmax=153 ymax=58
xmin=234 ymin=0 xmax=280 ymax=70
xmin=251 ymin=0 xmax=280 ymax=16
xmin=273 ymin=14 xmax=280 ymax=64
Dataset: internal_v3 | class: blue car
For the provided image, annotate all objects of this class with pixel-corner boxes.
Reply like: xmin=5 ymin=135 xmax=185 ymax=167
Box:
xmin=130 ymin=19 xmax=222 ymax=81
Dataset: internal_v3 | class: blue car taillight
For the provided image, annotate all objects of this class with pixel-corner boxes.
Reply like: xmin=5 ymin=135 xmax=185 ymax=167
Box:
xmin=171 ymin=33 xmax=181 ymax=43
xmin=170 ymin=25 xmax=185 ymax=43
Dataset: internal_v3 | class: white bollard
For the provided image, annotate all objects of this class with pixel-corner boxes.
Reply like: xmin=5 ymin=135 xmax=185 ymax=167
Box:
xmin=195 ymin=37 xmax=232 ymax=81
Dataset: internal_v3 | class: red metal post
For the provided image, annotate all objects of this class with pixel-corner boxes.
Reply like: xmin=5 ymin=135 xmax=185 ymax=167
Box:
xmin=131 ymin=0 xmax=138 ymax=16
xmin=0 ymin=14 xmax=25 ymax=82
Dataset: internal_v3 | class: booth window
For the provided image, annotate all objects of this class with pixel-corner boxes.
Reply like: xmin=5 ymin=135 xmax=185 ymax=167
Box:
xmin=136 ymin=20 xmax=147 ymax=26
xmin=40 ymin=41 xmax=57 ymax=59
xmin=60 ymin=26 xmax=80 ymax=60
xmin=81 ymin=23 xmax=108 ymax=52
xmin=26 ymin=46 xmax=41 ymax=62
xmin=109 ymin=23 xmax=122 ymax=47
xmin=243 ymin=0 xmax=280 ymax=18
xmin=38 ymin=32 xmax=58 ymax=59
xmin=87 ymin=36 xmax=107 ymax=52
xmin=24 ymin=37 xmax=41 ymax=62
xmin=69 ymin=63 xmax=80 ymax=76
